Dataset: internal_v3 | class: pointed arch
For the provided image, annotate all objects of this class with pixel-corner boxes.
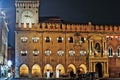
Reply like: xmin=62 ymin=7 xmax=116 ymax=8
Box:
xmin=43 ymin=64 xmax=53 ymax=77
xmin=79 ymin=64 xmax=87 ymax=74
xmin=67 ymin=64 xmax=76 ymax=74
xmin=108 ymin=46 xmax=113 ymax=57
xmin=19 ymin=64 xmax=29 ymax=77
xmin=56 ymin=64 xmax=65 ymax=75
xmin=32 ymin=64 xmax=41 ymax=77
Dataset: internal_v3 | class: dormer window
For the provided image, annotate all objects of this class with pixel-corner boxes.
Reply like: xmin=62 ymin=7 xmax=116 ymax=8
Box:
xmin=45 ymin=37 xmax=51 ymax=43
xmin=45 ymin=49 xmax=51 ymax=56
xmin=33 ymin=49 xmax=39 ymax=56
xmin=21 ymin=37 xmax=28 ymax=43
xmin=57 ymin=50 xmax=64 ymax=56
xmin=69 ymin=50 xmax=75 ymax=56
xmin=32 ymin=37 xmax=39 ymax=43
xmin=68 ymin=37 xmax=73 ymax=43
xmin=20 ymin=50 xmax=28 ymax=56
xmin=57 ymin=37 xmax=63 ymax=43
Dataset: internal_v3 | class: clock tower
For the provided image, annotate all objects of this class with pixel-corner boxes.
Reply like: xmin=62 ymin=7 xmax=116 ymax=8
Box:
xmin=15 ymin=0 xmax=40 ymax=24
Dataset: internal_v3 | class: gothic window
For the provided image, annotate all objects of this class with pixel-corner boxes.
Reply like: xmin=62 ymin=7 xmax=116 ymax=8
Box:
xmin=69 ymin=50 xmax=75 ymax=56
xmin=57 ymin=50 xmax=64 ymax=56
xmin=68 ymin=37 xmax=73 ymax=43
xmin=106 ymin=36 xmax=113 ymax=40
xmin=20 ymin=50 xmax=28 ymax=56
xmin=21 ymin=37 xmax=28 ymax=43
xmin=32 ymin=37 xmax=39 ymax=43
xmin=33 ymin=49 xmax=39 ymax=56
xmin=118 ymin=47 xmax=120 ymax=57
xmin=108 ymin=47 xmax=113 ymax=57
xmin=57 ymin=37 xmax=63 ymax=43
xmin=81 ymin=37 xmax=85 ymax=43
xmin=95 ymin=43 xmax=100 ymax=52
xmin=80 ymin=50 xmax=86 ymax=56
xmin=45 ymin=49 xmax=51 ymax=56
xmin=115 ymin=36 xmax=120 ymax=41
xmin=45 ymin=37 xmax=51 ymax=43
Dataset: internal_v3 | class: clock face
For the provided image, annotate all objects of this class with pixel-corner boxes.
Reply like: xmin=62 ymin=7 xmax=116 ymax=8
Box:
xmin=21 ymin=11 xmax=34 ymax=23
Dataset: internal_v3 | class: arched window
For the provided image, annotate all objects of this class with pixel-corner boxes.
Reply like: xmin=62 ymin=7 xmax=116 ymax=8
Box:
xmin=45 ymin=37 xmax=50 ymax=42
xmin=21 ymin=37 xmax=28 ymax=43
xmin=33 ymin=49 xmax=39 ymax=56
xmin=69 ymin=37 xmax=73 ymax=43
xmin=118 ymin=47 xmax=120 ymax=57
xmin=108 ymin=47 xmax=113 ymax=57
xmin=81 ymin=37 xmax=85 ymax=43
xmin=58 ymin=37 xmax=63 ymax=43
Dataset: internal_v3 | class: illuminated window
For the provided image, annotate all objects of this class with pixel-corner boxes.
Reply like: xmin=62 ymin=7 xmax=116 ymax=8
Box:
xmin=80 ymin=50 xmax=86 ymax=56
xmin=33 ymin=49 xmax=39 ymax=56
xmin=108 ymin=47 xmax=113 ymax=57
xmin=45 ymin=37 xmax=51 ymax=43
xmin=57 ymin=50 xmax=64 ymax=56
xmin=20 ymin=50 xmax=28 ymax=56
xmin=115 ymin=36 xmax=120 ymax=41
xmin=57 ymin=37 xmax=63 ymax=43
xmin=32 ymin=37 xmax=39 ymax=43
xmin=45 ymin=49 xmax=51 ymax=56
xmin=69 ymin=50 xmax=75 ymax=56
xmin=21 ymin=37 xmax=28 ymax=43
xmin=68 ymin=37 xmax=73 ymax=43
xmin=81 ymin=37 xmax=85 ymax=43
xmin=118 ymin=47 xmax=120 ymax=57
xmin=106 ymin=36 xmax=113 ymax=40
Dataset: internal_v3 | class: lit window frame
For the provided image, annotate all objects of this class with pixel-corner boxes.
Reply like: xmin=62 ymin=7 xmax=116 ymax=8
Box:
xmin=57 ymin=50 xmax=64 ymax=56
xmin=68 ymin=37 xmax=73 ymax=43
xmin=45 ymin=49 xmax=51 ymax=56
xmin=33 ymin=49 xmax=39 ymax=56
xmin=108 ymin=47 xmax=113 ymax=57
xmin=21 ymin=37 xmax=28 ymax=43
xmin=32 ymin=37 xmax=39 ymax=43
xmin=20 ymin=50 xmax=28 ymax=56
xmin=69 ymin=50 xmax=75 ymax=56
xmin=57 ymin=37 xmax=63 ymax=43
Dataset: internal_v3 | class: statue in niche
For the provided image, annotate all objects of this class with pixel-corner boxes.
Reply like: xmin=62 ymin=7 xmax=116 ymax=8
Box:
xmin=94 ymin=43 xmax=101 ymax=53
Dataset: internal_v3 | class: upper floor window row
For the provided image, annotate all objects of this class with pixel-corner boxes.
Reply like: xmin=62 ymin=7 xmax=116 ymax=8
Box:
xmin=20 ymin=49 xmax=39 ymax=56
xmin=21 ymin=37 xmax=39 ymax=43
xmin=106 ymin=35 xmax=120 ymax=41
xmin=20 ymin=36 xmax=75 ymax=43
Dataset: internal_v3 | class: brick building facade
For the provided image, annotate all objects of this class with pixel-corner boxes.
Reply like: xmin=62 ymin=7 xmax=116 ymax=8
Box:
xmin=15 ymin=0 xmax=120 ymax=78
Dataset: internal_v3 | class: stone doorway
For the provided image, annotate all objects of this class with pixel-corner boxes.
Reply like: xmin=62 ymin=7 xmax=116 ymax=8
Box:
xmin=96 ymin=63 xmax=103 ymax=77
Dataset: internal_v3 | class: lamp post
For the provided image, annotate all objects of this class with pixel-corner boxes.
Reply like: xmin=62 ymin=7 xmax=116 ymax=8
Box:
xmin=7 ymin=60 xmax=12 ymax=78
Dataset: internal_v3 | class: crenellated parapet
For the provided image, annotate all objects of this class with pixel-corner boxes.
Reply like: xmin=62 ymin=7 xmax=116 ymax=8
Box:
xmin=16 ymin=22 xmax=120 ymax=33
xmin=15 ymin=0 xmax=39 ymax=8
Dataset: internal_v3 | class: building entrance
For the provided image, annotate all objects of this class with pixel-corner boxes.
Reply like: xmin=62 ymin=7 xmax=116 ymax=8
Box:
xmin=96 ymin=63 xmax=102 ymax=77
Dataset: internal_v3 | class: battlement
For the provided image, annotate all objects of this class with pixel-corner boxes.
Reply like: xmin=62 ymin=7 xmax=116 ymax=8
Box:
xmin=16 ymin=22 xmax=120 ymax=33
xmin=15 ymin=0 xmax=39 ymax=8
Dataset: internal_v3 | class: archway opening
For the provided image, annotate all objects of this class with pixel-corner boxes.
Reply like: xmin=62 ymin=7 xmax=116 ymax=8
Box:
xmin=56 ymin=64 xmax=65 ymax=76
xmin=67 ymin=64 xmax=76 ymax=77
xmin=19 ymin=64 xmax=29 ymax=77
xmin=44 ymin=64 xmax=53 ymax=77
xmin=32 ymin=64 xmax=41 ymax=77
xmin=96 ymin=63 xmax=103 ymax=77
xmin=79 ymin=64 xmax=87 ymax=74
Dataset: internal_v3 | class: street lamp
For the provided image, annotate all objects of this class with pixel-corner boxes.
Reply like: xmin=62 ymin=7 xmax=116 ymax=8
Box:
xmin=7 ymin=60 xmax=12 ymax=67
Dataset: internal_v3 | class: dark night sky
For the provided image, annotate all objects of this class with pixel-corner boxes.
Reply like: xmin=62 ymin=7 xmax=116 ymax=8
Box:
xmin=1 ymin=0 xmax=120 ymax=47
